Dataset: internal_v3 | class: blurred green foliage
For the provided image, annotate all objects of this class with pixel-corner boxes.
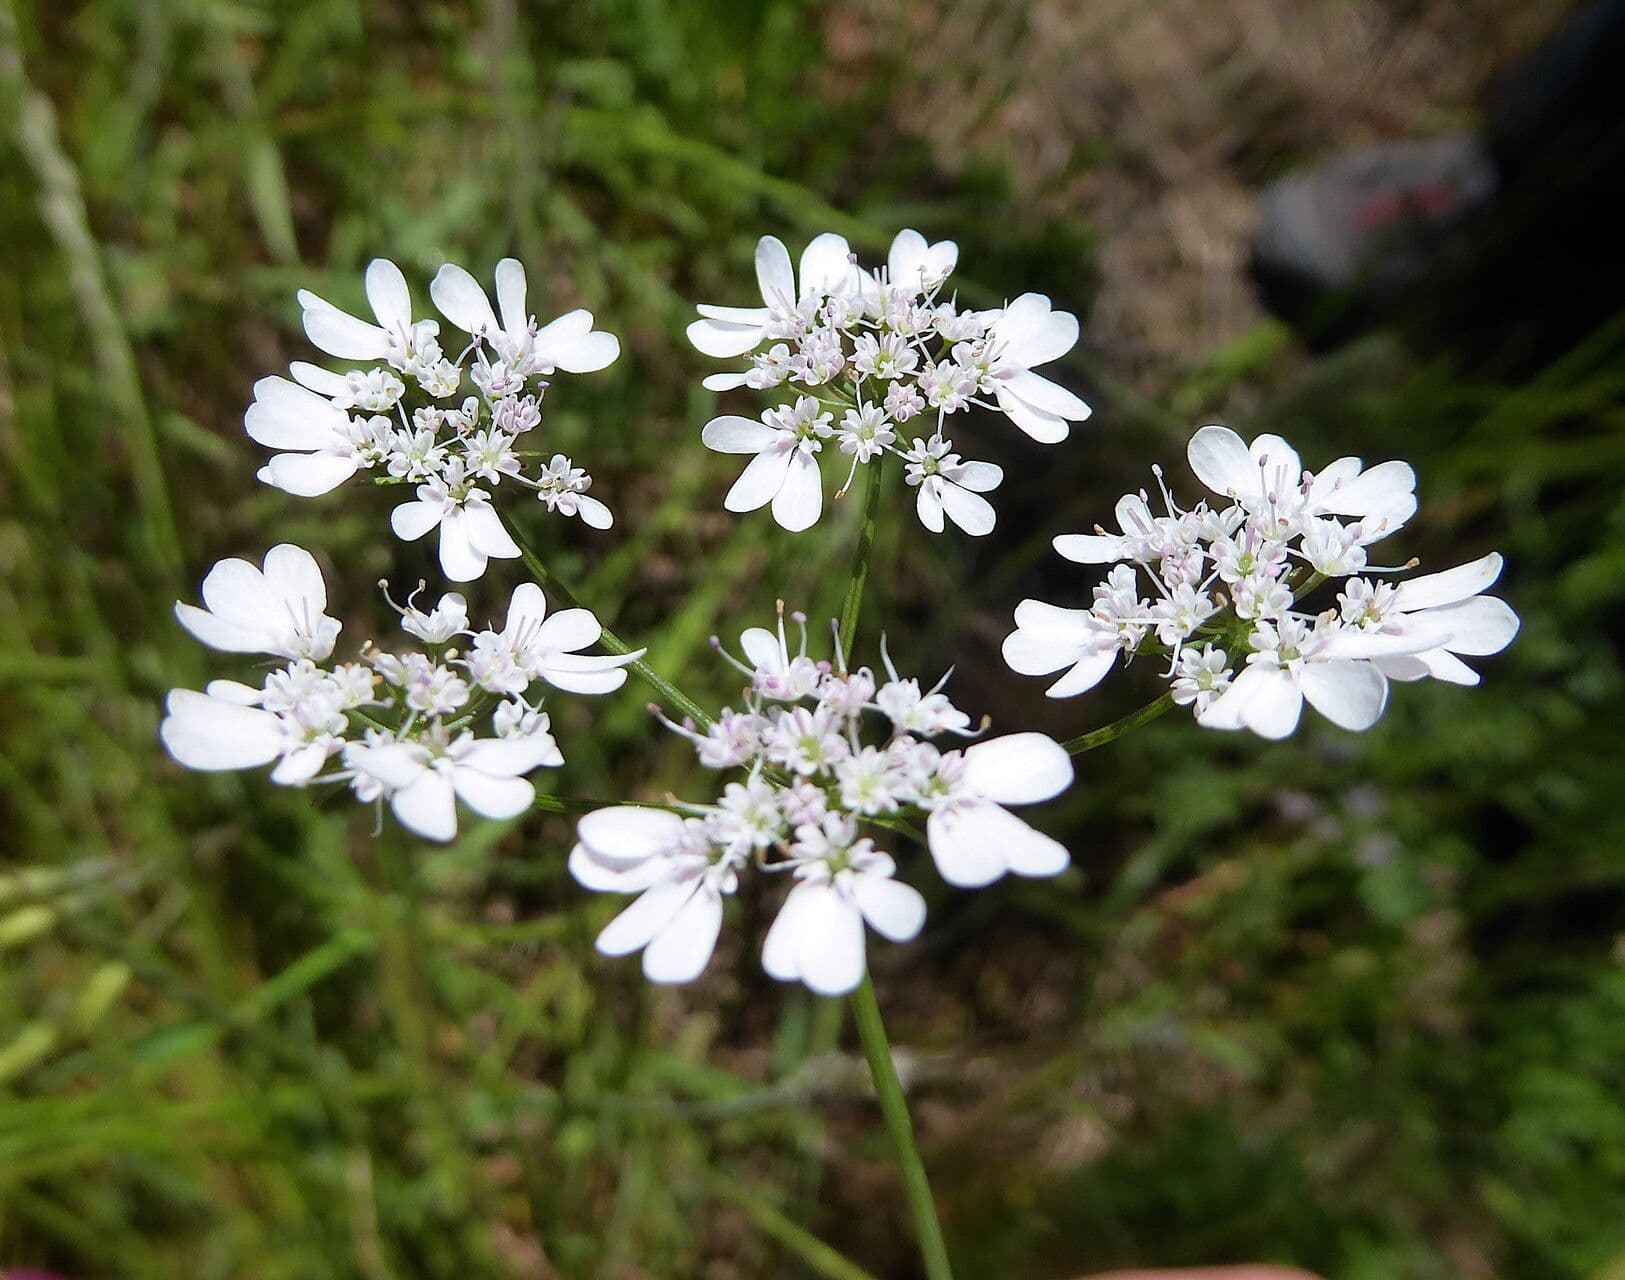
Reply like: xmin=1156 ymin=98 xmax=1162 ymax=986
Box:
xmin=1 ymin=2 xmax=1621 ymax=1279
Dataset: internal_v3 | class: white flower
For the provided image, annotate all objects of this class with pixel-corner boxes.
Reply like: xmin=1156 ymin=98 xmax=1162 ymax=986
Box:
xmin=174 ymin=544 xmax=340 ymax=661
xmin=1001 ymin=564 xmax=1149 ymax=698
xmin=762 ymin=816 xmax=926 ymax=996
xmin=1170 ymin=646 xmax=1233 ymax=713
xmin=701 ymin=398 xmax=831 ymax=532
xmin=399 ymin=590 xmax=469 ymax=644
xmin=872 ymin=664 xmax=971 ymax=736
xmin=1187 ymin=426 xmax=1416 ymax=541
xmin=389 ymin=458 xmax=522 ymax=582
xmin=1349 ymin=553 xmax=1520 ymax=686
xmin=1197 ymin=616 xmax=1424 ymax=740
xmin=346 ymin=727 xmax=561 ymax=843
xmin=570 ymin=808 xmax=742 ymax=984
xmin=910 ymin=734 xmax=1074 ymax=888
xmin=763 ymin=706 xmax=851 ymax=775
xmin=298 ymin=259 xmax=442 ymax=372
xmin=708 ymin=777 xmax=788 ymax=854
xmin=836 ymin=404 xmax=895 ymax=462
xmin=689 ymin=233 xmax=862 ymax=363
xmin=246 ymin=376 xmax=369 ymax=497
xmin=469 ymin=583 xmax=641 ymax=696
xmin=534 ymin=454 xmax=613 ymax=529
xmin=901 ymin=434 xmax=1003 ymax=536
xmin=429 ymin=258 xmax=620 ymax=374
xmin=851 ymin=332 xmax=920 ymax=382
xmin=982 ymin=293 xmax=1091 ymax=443
xmin=160 ymin=680 xmax=344 ymax=786
xmin=1052 ymin=492 xmax=1162 ymax=565
xmin=290 ymin=362 xmax=406 ymax=413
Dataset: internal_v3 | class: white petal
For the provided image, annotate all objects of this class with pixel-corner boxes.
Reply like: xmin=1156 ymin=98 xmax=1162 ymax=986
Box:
xmin=568 ymin=843 xmax=668 ymax=893
xmin=462 ymin=504 xmax=521 ymax=561
xmin=793 ymin=885 xmax=866 ymax=997
xmin=287 ymin=362 xmax=350 ymax=398
xmin=937 ymin=481 xmax=996 ymax=536
xmin=349 ymin=742 xmax=430 ymax=791
xmin=797 ymin=232 xmax=857 ymax=298
xmin=852 ymin=872 xmax=926 ymax=943
xmin=990 ymin=293 xmax=1077 ymax=368
xmin=1420 ymin=596 xmax=1519 ymax=656
xmin=437 ymin=510 xmax=488 ymax=583
xmin=535 ymin=652 xmax=635 ymax=696
xmin=270 ymin=742 xmax=330 ymax=786
xmin=755 ymin=235 xmax=796 ymax=307
xmin=686 ymin=317 xmax=766 ymax=359
xmin=261 ymin=543 xmax=328 ymax=614
xmin=725 ymin=444 xmax=794 ymax=513
xmin=245 ymin=377 xmax=346 ymax=449
xmin=993 ymin=382 xmax=1069 ymax=443
xmin=578 ymin=807 xmax=686 ymax=865
xmin=535 ymin=605 xmax=601 ymax=653
xmin=160 ymin=692 xmax=283 ymax=770
xmin=771 ymin=450 xmax=824 ymax=532
xmin=1053 ymin=533 xmax=1128 ymax=564
xmin=998 ymin=369 xmax=1090 ymax=421
xmin=738 ymin=627 xmax=782 ymax=670
xmin=391 ymin=772 xmax=458 ymax=842
xmin=762 ymin=885 xmax=814 ymax=982
xmin=297 ymin=290 xmax=390 ymax=360
xmin=702 ymin=371 xmax=752 ymax=391
xmin=596 ymin=878 xmax=696 ymax=956
xmin=461 ymin=736 xmax=559 ymax=775
xmin=493 ymin=258 xmax=528 ymax=336
xmin=950 ymin=460 xmax=1003 ymax=493
xmin=451 ymin=767 xmax=534 ymax=821
xmin=575 ymin=494 xmax=614 ymax=529
xmin=1045 ymin=648 xmax=1119 ymax=698
xmin=642 ymin=887 xmax=723 ymax=984
xmin=197 ymin=556 xmax=266 ymax=624
xmin=261 ymin=452 xmax=360 ymax=497
xmin=701 ymin=415 xmax=778 ymax=454
xmin=1003 ymin=600 xmax=1093 ymax=673
xmin=174 ymin=602 xmax=266 ymax=654
xmin=962 ymin=732 xmax=1074 ymax=805
xmin=1392 ymin=553 xmax=1504 ymax=612
xmin=1409 ymin=648 xmax=1482 ymax=685
xmin=1235 ymin=666 xmax=1304 ymax=739
xmin=204 ymin=679 xmax=263 ymax=705
xmin=1320 ymin=459 xmax=1415 ymax=520
xmin=915 ymin=479 xmax=946 ymax=533
xmin=1187 ymin=425 xmax=1255 ymax=498
xmin=429 ymin=263 xmax=500 ymax=337
xmin=925 ymin=806 xmax=1010 ymax=888
xmin=1300 ymin=660 xmax=1388 ymax=731
xmin=364 ymin=259 xmax=412 ymax=333
xmin=535 ymin=311 xmax=619 ymax=372
xmin=1248 ymin=433 xmax=1302 ymax=485
xmin=391 ymin=500 xmax=443 ymax=542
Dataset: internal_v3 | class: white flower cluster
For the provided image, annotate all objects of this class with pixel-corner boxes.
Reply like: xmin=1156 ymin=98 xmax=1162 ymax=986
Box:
xmin=160 ymin=545 xmax=641 ymax=840
xmin=569 ymin=608 xmax=1075 ymax=994
xmin=691 ymin=230 xmax=1091 ymax=535
xmin=1004 ymin=426 xmax=1520 ymax=739
xmin=248 ymin=258 xmax=620 ymax=581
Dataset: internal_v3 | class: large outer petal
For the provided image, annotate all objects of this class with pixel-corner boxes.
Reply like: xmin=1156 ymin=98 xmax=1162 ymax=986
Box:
xmin=793 ymin=885 xmax=867 ymax=996
xmin=701 ymin=415 xmax=778 ymax=454
xmin=494 ymin=258 xmax=528 ymax=335
xmin=725 ymin=444 xmax=794 ymax=513
xmin=962 ymin=732 xmax=1074 ymax=806
xmin=437 ymin=509 xmax=488 ymax=582
xmin=1391 ymin=553 xmax=1503 ymax=612
xmin=990 ymin=293 xmax=1077 ymax=368
xmin=534 ymin=310 xmax=620 ymax=372
xmin=852 ymin=872 xmax=927 ymax=942
xmin=390 ymin=771 xmax=459 ymax=842
xmin=429 ymin=263 xmax=500 ymax=337
xmin=797 ymin=233 xmax=858 ymax=298
xmin=993 ymin=381 xmax=1069 ymax=444
xmin=1186 ymin=425 xmax=1255 ymax=498
xmin=642 ymin=887 xmax=723 ymax=984
xmin=245 ymin=377 xmax=347 ymax=449
xmin=160 ymin=691 xmax=284 ymax=770
xmin=596 ymin=877 xmax=698 ymax=956
xmin=1300 ymin=660 xmax=1389 ymax=731
xmin=1002 ymin=600 xmax=1094 ymax=676
xmin=364 ymin=258 xmax=412 ymax=332
xmin=755 ymin=235 xmax=796 ymax=307
xmin=577 ymin=807 xmax=686 ymax=866
xmin=297 ymin=290 xmax=390 ymax=360
xmin=686 ymin=316 xmax=767 ymax=358
xmin=260 ymin=452 xmax=360 ymax=497
xmin=998 ymin=369 xmax=1090 ymax=421
xmin=1412 ymin=596 xmax=1519 ymax=656
xmin=937 ymin=480 xmax=995 ymax=536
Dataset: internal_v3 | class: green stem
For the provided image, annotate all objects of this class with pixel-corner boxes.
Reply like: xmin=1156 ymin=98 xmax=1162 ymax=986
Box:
xmin=849 ymin=975 xmax=954 ymax=1280
xmin=1061 ymin=691 xmax=1175 ymax=755
xmin=837 ymin=456 xmax=884 ymax=661
xmin=500 ymin=513 xmax=713 ymax=730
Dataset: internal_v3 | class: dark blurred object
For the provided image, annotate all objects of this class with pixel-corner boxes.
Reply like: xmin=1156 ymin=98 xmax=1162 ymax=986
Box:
xmin=1251 ymin=0 xmax=1625 ymax=363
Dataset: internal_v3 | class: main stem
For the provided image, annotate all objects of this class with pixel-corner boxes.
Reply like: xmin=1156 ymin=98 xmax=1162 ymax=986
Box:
xmin=850 ymin=975 xmax=954 ymax=1280
xmin=1062 ymin=690 xmax=1175 ymax=755
xmin=837 ymin=457 xmax=884 ymax=660
xmin=501 ymin=513 xmax=714 ymax=730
